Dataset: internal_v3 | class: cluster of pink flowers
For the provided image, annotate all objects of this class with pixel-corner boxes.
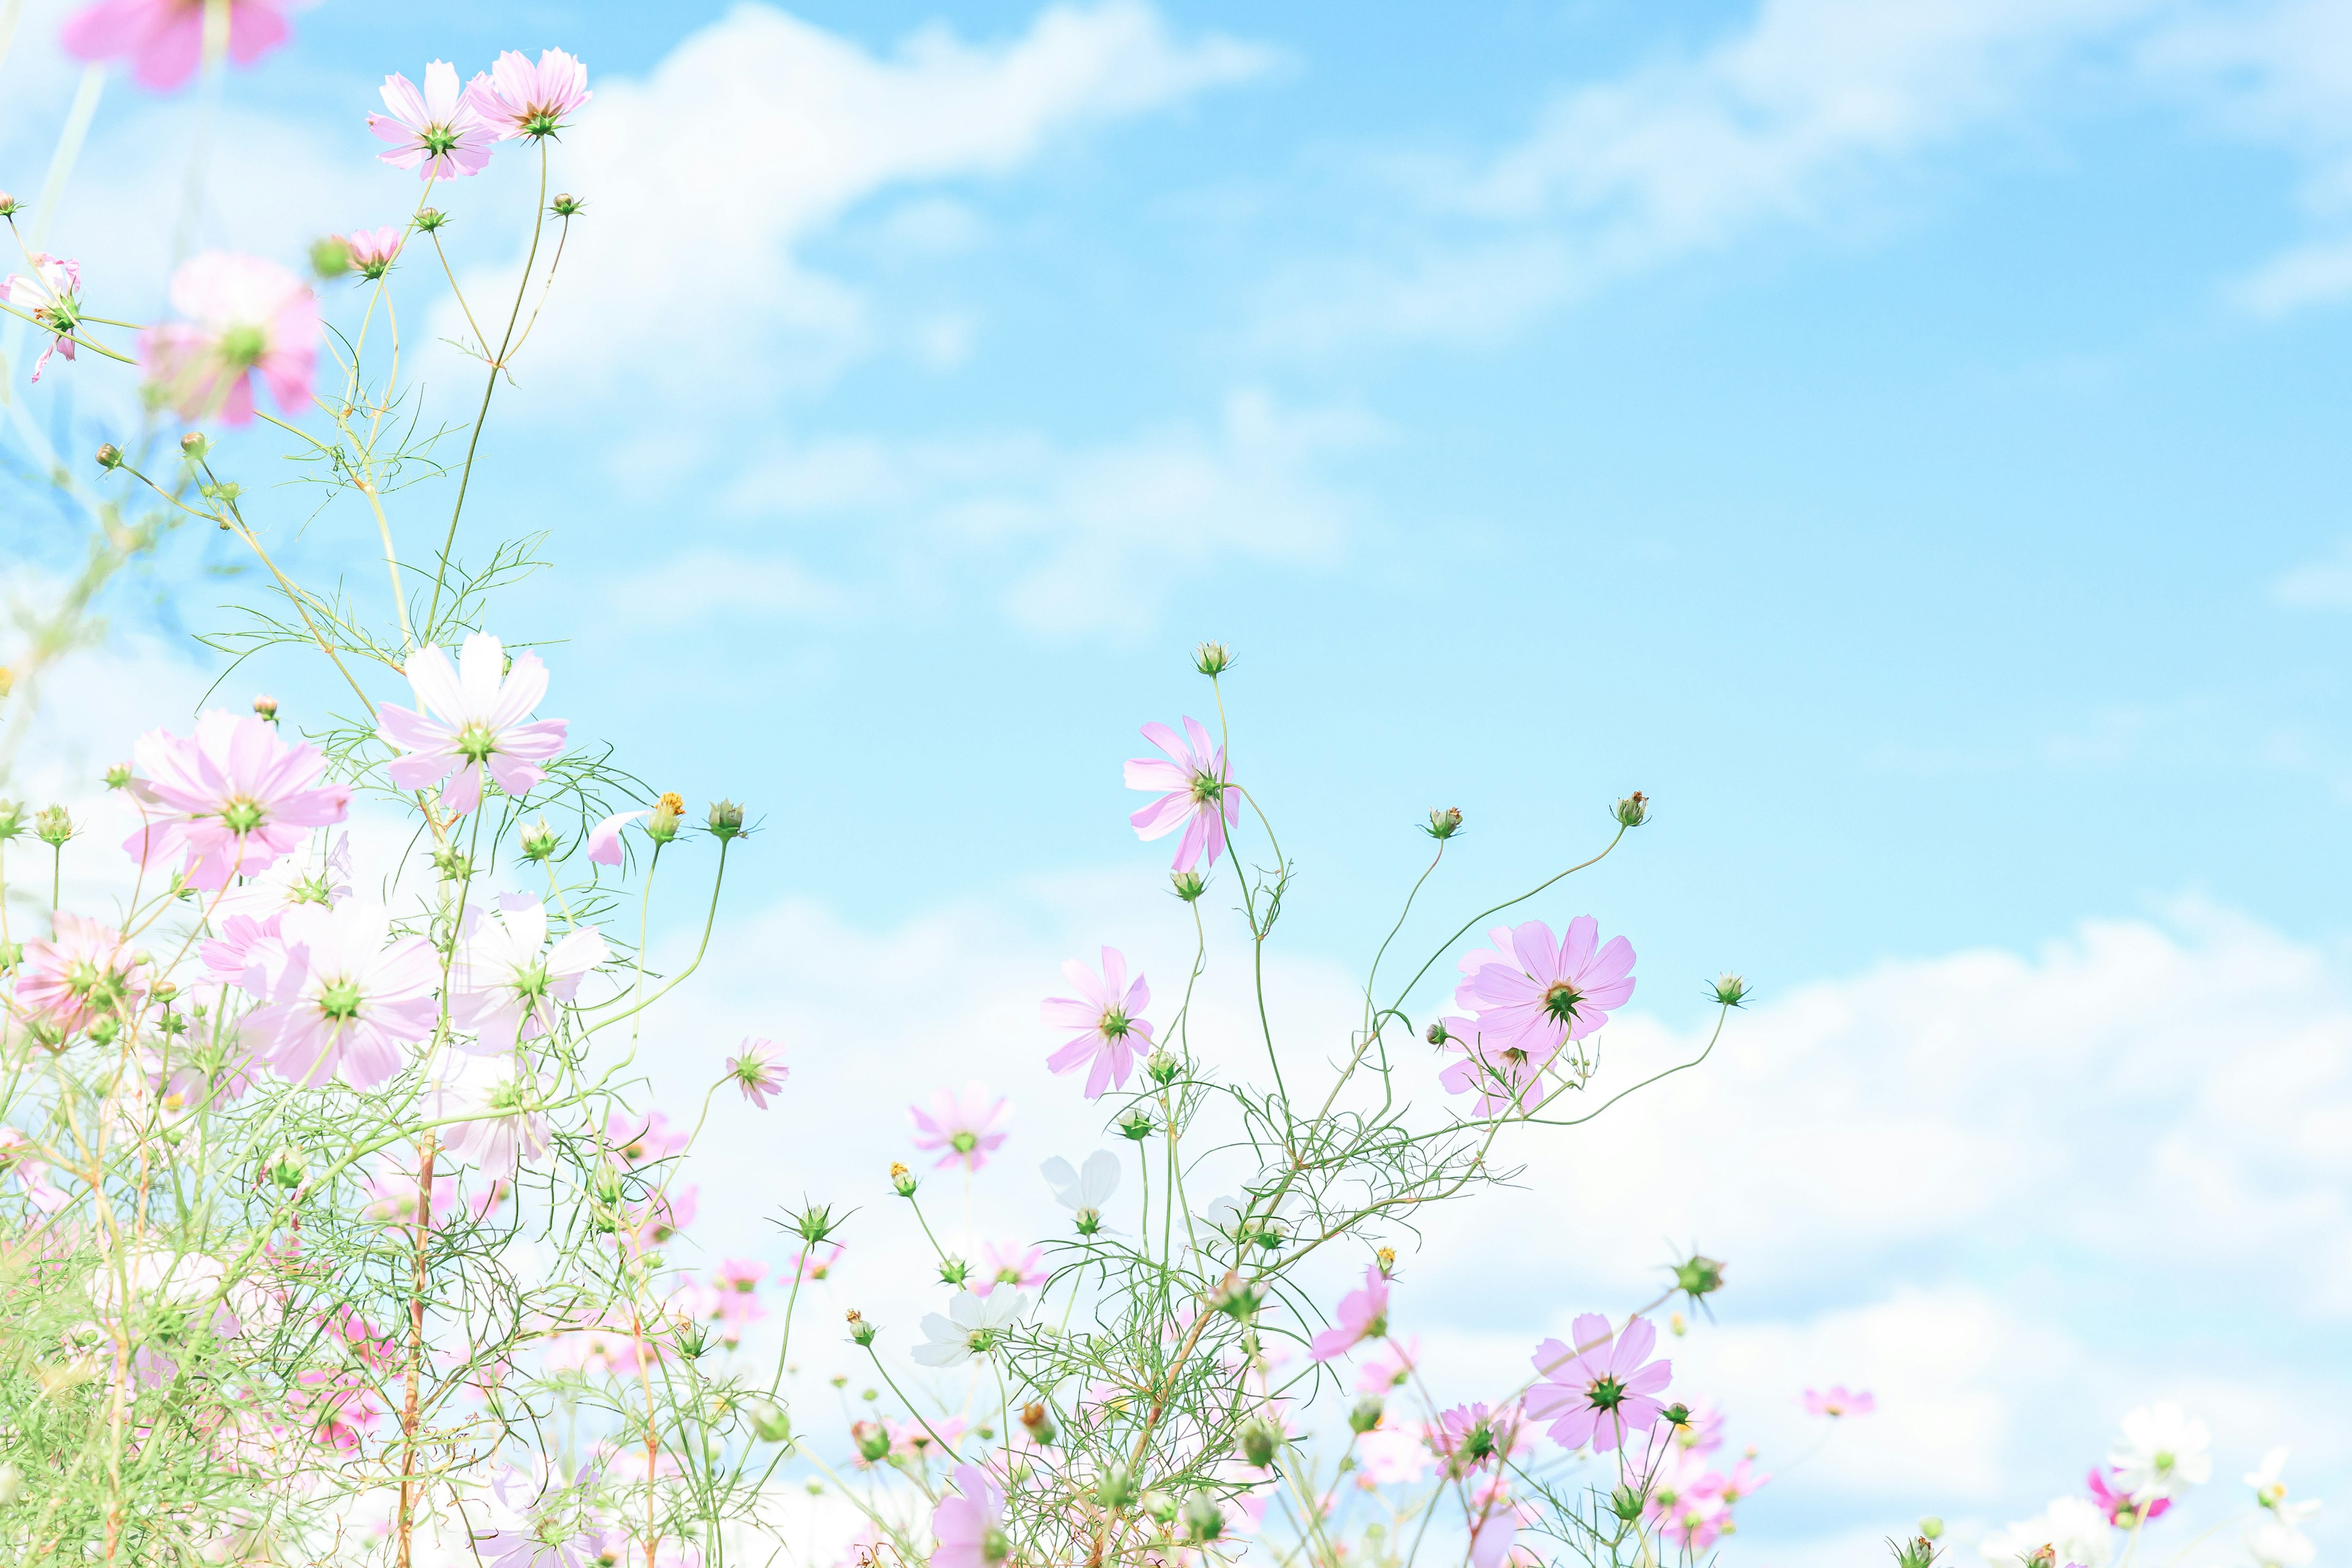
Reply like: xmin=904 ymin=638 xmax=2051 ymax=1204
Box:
xmin=368 ymin=48 xmax=590 ymax=179
xmin=1646 ymin=1414 xmax=1771 ymax=1551
xmin=1432 ymin=916 xmax=1637 ymax=1115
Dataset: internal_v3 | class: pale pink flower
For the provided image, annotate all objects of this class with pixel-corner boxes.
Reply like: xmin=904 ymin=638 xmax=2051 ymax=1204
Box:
xmin=60 ymin=0 xmax=292 ymax=91
xmin=1042 ymin=946 xmax=1153 ymax=1099
xmin=4 ymin=253 xmax=81 ymax=380
xmin=1123 ymin=716 xmax=1236 ymax=872
xmin=541 ymin=1325 xmax=641 ymax=1377
xmin=289 ymin=1366 xmax=381 ymax=1450
xmin=909 ymin=1083 xmax=1011 ymax=1170
xmin=15 ymin=913 xmax=144 ymax=1038
xmin=584 ymin=808 xmax=647 ymax=867
xmin=716 ymin=1257 xmax=766 ymax=1296
xmin=616 ymin=1185 xmax=696 ymax=1255
xmin=930 ymin=1462 xmax=1005 ymax=1568
xmin=1466 ymin=1478 xmax=1536 ymax=1568
xmin=1526 ymin=1314 xmax=1672 ymax=1453
xmin=243 ymin=902 xmax=437 ymax=1089
xmin=121 ymin=711 xmax=349 ymax=891
xmin=429 ymin=1052 xmax=551 ymax=1179
xmin=974 ymin=1241 xmax=1046 ymax=1296
xmin=1356 ymin=1335 xmax=1420 ymax=1395
xmin=788 ymin=1242 xmax=843 ymax=1282
xmin=1430 ymin=1013 xmax=1548 ymax=1117
xmin=342 ymin=227 xmax=403 ymax=281
xmin=0 ymin=1126 xmax=69 ymax=1215
xmin=1356 ymin=1420 xmax=1433 ymax=1487
xmin=1458 ymin=917 xmax=1635 ymax=1057
xmin=138 ymin=251 xmax=316 ymax=424
xmin=606 ymin=1109 xmax=686 ymax=1164
xmin=727 ymin=1038 xmax=787 ymax=1108
xmin=1803 ymin=1384 xmax=1875 ymax=1417
xmin=448 ymin=892 xmax=605 ymax=1050
xmin=367 ymin=61 xmax=497 ymax=179
xmin=1432 ymin=1402 xmax=1530 ymax=1479
xmin=212 ymin=829 xmax=351 ymax=922
xmin=377 ymin=631 xmax=567 ymax=815
xmin=198 ymin=911 xmax=287 ymax=996
xmin=1667 ymin=1396 xmax=1725 ymax=1455
xmin=466 ymin=48 xmax=591 ymax=140
xmin=1310 ymin=1264 xmax=1391 ymax=1362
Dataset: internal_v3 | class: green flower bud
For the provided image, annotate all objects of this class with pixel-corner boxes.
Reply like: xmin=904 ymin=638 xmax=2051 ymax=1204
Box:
xmin=1146 ymin=1049 xmax=1181 ymax=1086
xmin=938 ymin=1255 xmax=970 ymax=1287
xmin=431 ymin=846 xmax=472 ymax=882
xmin=267 ymin=1146 xmax=307 ymax=1189
xmin=707 ymin=799 xmax=746 ymax=841
xmin=94 ymin=443 xmax=121 ymax=470
xmin=33 ymin=805 xmax=74 ymax=846
xmin=979 ymin=1525 xmax=1009 ymax=1564
xmin=1119 ymin=1107 xmax=1154 ymax=1141
xmin=852 ymin=1417 xmax=889 ymax=1461
xmin=1671 ymin=1253 xmax=1727 ymax=1302
xmin=1613 ymin=791 xmax=1650 ymax=827
xmin=251 ymin=694 xmax=279 ymax=723
xmin=1891 ymin=1536 xmax=1940 ymax=1568
xmin=0 ymin=941 xmax=21 ymax=971
xmin=1423 ymin=807 xmax=1464 ymax=840
xmin=1192 ymin=640 xmax=1234 ymax=677
xmin=889 ymin=1163 xmax=918 ymax=1198
xmin=1239 ymin=1415 xmax=1280 ymax=1469
xmin=1919 ymin=1517 xmax=1944 ymax=1541
xmin=103 ymin=762 xmax=132 ymax=790
xmin=1210 ymin=1272 xmax=1264 ymax=1324
xmin=414 ymin=208 xmax=449 ymax=232
xmin=1182 ymin=1493 xmax=1224 ymax=1542
xmin=519 ymin=818 xmax=560 ymax=861
xmin=179 ymin=432 xmax=209 ymax=459
xmin=551 ymin=192 xmax=586 ymax=217
xmin=310 ymin=235 xmax=352 ymax=278
xmin=1142 ymin=1490 xmax=1179 ymax=1525
xmin=647 ymin=791 xmax=685 ymax=845
xmin=1095 ymin=1468 xmax=1137 ymax=1510
xmin=1609 ymin=1483 xmax=1648 ymax=1523
xmin=0 ymin=801 xmax=20 ymax=839
xmin=1711 ymin=972 xmax=1749 ymax=1008
xmin=1349 ymin=1396 xmax=1384 ymax=1434
xmin=1169 ymin=869 xmax=1207 ymax=902
xmin=845 ymin=1310 xmax=876 ymax=1348
xmin=0 ymin=194 xmax=19 ymax=217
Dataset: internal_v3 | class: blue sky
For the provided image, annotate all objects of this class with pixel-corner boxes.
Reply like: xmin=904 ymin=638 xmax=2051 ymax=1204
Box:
xmin=9 ymin=0 xmax=2352 ymax=1561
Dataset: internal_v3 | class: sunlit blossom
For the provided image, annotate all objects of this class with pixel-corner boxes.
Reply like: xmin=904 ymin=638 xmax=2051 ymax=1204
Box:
xmin=1802 ymin=1384 xmax=1875 ymax=1418
xmin=466 ymin=48 xmax=591 ymax=140
xmin=368 ymin=60 xmax=497 ymax=179
xmin=429 ymin=1052 xmax=552 ymax=1179
xmin=4 ymin=253 xmax=81 ymax=380
xmin=121 ymin=711 xmax=349 ymax=891
xmin=1041 ymin=1150 xmax=1121 ymax=1235
xmin=1458 ymin=916 xmax=1635 ymax=1058
xmin=930 ymin=1462 xmax=1006 ymax=1568
xmin=1042 ymin=946 xmax=1153 ymax=1099
xmin=1309 ymin=1264 xmax=1390 ymax=1363
xmin=974 ymin=1241 xmax=1046 ymax=1296
xmin=909 ymin=1082 xmax=1011 ymax=1170
xmin=342 ymin=227 xmax=403 ymax=280
xmin=1981 ymin=1496 xmax=2113 ymax=1568
xmin=728 ymin=1038 xmax=788 ymax=1108
xmin=244 ymin=902 xmax=436 ymax=1090
xmin=450 ymin=892 xmax=606 ymax=1049
xmin=378 ymin=631 xmax=568 ymax=816
xmin=15 ymin=913 xmax=145 ymax=1039
xmin=911 ymin=1289 xmax=1027 ymax=1367
xmin=1525 ymin=1314 xmax=1672 ymax=1453
xmin=2109 ymin=1401 xmax=2211 ymax=1499
xmin=1124 ymin=715 xmax=1236 ymax=872
xmin=138 ymin=251 xmax=317 ymax=425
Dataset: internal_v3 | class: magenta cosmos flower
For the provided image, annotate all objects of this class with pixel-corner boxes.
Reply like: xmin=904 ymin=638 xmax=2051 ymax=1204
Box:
xmin=244 ymin=902 xmax=437 ymax=1090
xmin=139 ymin=251 xmax=317 ymax=425
xmin=1124 ymin=716 xmax=1236 ymax=873
xmin=1458 ymin=916 xmax=1635 ymax=1058
xmin=448 ymin=893 xmax=606 ymax=1050
xmin=1309 ymin=1263 xmax=1391 ymax=1362
xmin=930 ymin=1463 xmax=1006 ymax=1568
xmin=368 ymin=61 xmax=498 ymax=180
xmin=1525 ymin=1314 xmax=1672 ymax=1453
xmin=728 ymin=1038 xmax=787 ymax=1108
xmin=5 ymin=254 xmax=82 ymax=382
xmin=60 ymin=0 xmax=292 ymax=91
xmin=377 ymin=632 xmax=568 ymax=816
xmin=1041 ymin=946 xmax=1154 ymax=1099
xmin=466 ymin=48 xmax=591 ymax=140
xmin=15 ymin=913 xmax=145 ymax=1038
xmin=121 ymin=710 xmax=350 ymax=891
xmin=909 ymin=1083 xmax=1011 ymax=1171
xmin=1802 ymin=1384 xmax=1874 ymax=1417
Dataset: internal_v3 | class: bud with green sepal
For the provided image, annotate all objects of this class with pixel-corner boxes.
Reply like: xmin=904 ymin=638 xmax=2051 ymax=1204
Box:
xmin=1193 ymin=640 xmax=1233 ymax=676
xmin=1423 ymin=807 xmax=1464 ymax=840
xmin=519 ymin=819 xmax=560 ymax=861
xmin=103 ymin=763 xmax=131 ymax=790
xmin=889 ymin=1162 xmax=918 ymax=1198
xmin=707 ymin=798 xmax=746 ymax=841
xmin=34 ymin=805 xmax=73 ymax=846
xmin=647 ymin=791 xmax=685 ymax=845
xmin=845 ymin=1309 xmax=876 ymax=1348
xmin=1349 ymin=1396 xmax=1384 ymax=1434
xmin=1183 ymin=1493 xmax=1224 ymax=1542
xmin=938 ymin=1255 xmax=970 ymax=1287
xmin=1711 ymin=972 xmax=1749 ymax=1008
xmin=1169 ymin=869 xmax=1207 ymax=902
xmin=1119 ymin=1107 xmax=1154 ymax=1141
xmin=1614 ymin=791 xmax=1649 ymax=827
xmin=1239 ymin=1415 xmax=1280 ymax=1469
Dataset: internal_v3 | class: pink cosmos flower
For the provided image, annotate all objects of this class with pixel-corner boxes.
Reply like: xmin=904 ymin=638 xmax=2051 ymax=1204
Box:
xmin=2087 ymin=1466 xmax=2172 ymax=1526
xmin=289 ymin=1366 xmax=382 ymax=1450
xmin=244 ymin=902 xmax=437 ymax=1089
xmin=974 ymin=1241 xmax=1046 ymax=1296
xmin=121 ymin=711 xmax=350 ymax=891
xmin=1042 ymin=947 xmax=1154 ymax=1099
xmin=541 ymin=1325 xmax=641 ymax=1378
xmin=466 ymin=48 xmax=591 ymax=140
xmin=60 ymin=0 xmax=292 ymax=91
xmin=15 ymin=913 xmax=145 ymax=1039
xmin=138 ymin=251 xmax=316 ymax=425
xmin=0 ymin=1126 xmax=69 ymax=1215
xmin=213 ymin=829 xmax=351 ymax=922
xmin=449 ymin=893 xmax=606 ymax=1050
xmin=909 ymin=1083 xmax=1012 ymax=1171
xmin=1357 ymin=1420 xmax=1433 ymax=1487
xmin=930 ymin=1463 xmax=1006 ymax=1568
xmin=1803 ymin=1384 xmax=1875 ymax=1418
xmin=1357 ymin=1335 xmax=1420 ymax=1395
xmin=368 ymin=61 xmax=497 ymax=180
xmin=377 ymin=632 xmax=568 ymax=816
xmin=1466 ymin=1479 xmax=1537 ymax=1568
xmin=1310 ymin=1264 xmax=1391 ymax=1362
xmin=616 ymin=1185 xmax=696 ymax=1256
xmin=585 ymin=808 xmax=647 ymax=867
xmin=716 ymin=1257 xmax=766 ymax=1295
xmin=1458 ymin=916 xmax=1635 ymax=1057
xmin=4 ymin=254 xmax=81 ymax=381
xmin=1525 ymin=1314 xmax=1672 ymax=1453
xmin=1124 ymin=716 xmax=1237 ymax=872
xmin=1667 ymin=1396 xmax=1725 ymax=1457
xmin=1431 ymin=1014 xmax=1549 ymax=1117
xmin=429 ymin=1052 xmax=552 ymax=1179
xmin=606 ymin=1109 xmax=686 ymax=1164
xmin=788 ymin=1242 xmax=843 ymax=1282
xmin=1432 ymin=1402 xmax=1530 ymax=1479
xmin=728 ymin=1038 xmax=787 ymax=1108
xmin=342 ymin=227 xmax=402 ymax=281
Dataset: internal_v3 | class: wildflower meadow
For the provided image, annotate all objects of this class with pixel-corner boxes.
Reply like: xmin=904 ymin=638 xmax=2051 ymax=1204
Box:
xmin=0 ymin=5 xmax=2327 ymax=1568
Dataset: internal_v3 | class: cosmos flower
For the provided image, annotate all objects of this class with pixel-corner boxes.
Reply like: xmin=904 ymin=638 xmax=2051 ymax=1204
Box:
xmin=1430 ymin=1014 xmax=1548 ymax=1117
xmin=466 ymin=48 xmax=590 ymax=140
xmin=244 ymin=902 xmax=437 ymax=1090
xmin=1309 ymin=1264 xmax=1390 ymax=1363
xmin=1803 ymin=1385 xmax=1876 ymax=1418
xmin=1457 ymin=917 xmax=1635 ymax=1057
xmin=606 ymin=1110 xmax=687 ymax=1165
xmin=930 ymin=1463 xmax=1006 ymax=1568
xmin=1123 ymin=715 xmax=1236 ymax=872
xmin=138 ymin=251 xmax=316 ymax=424
xmin=1041 ymin=1150 xmax=1121 ymax=1235
xmin=1525 ymin=1314 xmax=1672 ymax=1453
xmin=368 ymin=60 xmax=497 ymax=179
xmin=1356 ymin=1335 xmax=1420 ymax=1395
xmin=911 ymin=1290 xmax=1027 ymax=1368
xmin=973 ymin=1241 xmax=1046 ymax=1297
xmin=121 ymin=711 xmax=350 ymax=891
xmin=342 ymin=227 xmax=403 ymax=281
xmin=448 ymin=892 xmax=605 ymax=1050
xmin=2247 ymin=1448 xmax=2321 ymax=1524
xmin=909 ymin=1083 xmax=1011 ymax=1171
xmin=2109 ymin=1401 xmax=2210 ymax=1499
xmin=1041 ymin=946 xmax=1153 ymax=1099
xmin=2087 ymin=1468 xmax=2171 ymax=1528
xmin=377 ymin=632 xmax=568 ymax=816
xmin=727 ymin=1038 xmax=788 ymax=1108
xmin=429 ymin=1052 xmax=552 ymax=1179
xmin=212 ymin=829 xmax=352 ymax=922
xmin=60 ymin=0 xmax=293 ymax=91
xmin=4 ymin=253 xmax=82 ymax=380
xmin=15 ymin=913 xmax=145 ymax=1039
xmin=1431 ymin=1402 xmax=1528 ymax=1479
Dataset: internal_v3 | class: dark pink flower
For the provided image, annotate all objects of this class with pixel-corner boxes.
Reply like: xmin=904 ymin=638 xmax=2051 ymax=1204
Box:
xmin=367 ymin=61 xmax=497 ymax=180
xmin=121 ymin=710 xmax=349 ymax=891
xmin=2087 ymin=1466 xmax=2171 ymax=1527
xmin=910 ymin=1082 xmax=1011 ymax=1170
xmin=1526 ymin=1314 xmax=1673 ymax=1453
xmin=1042 ymin=946 xmax=1154 ymax=1099
xmin=1458 ymin=917 xmax=1635 ymax=1057
xmin=377 ymin=632 xmax=567 ymax=816
xmin=1803 ymin=1384 xmax=1875 ymax=1417
xmin=1310 ymin=1264 xmax=1390 ymax=1362
xmin=1124 ymin=716 xmax=1236 ymax=872
xmin=61 ymin=0 xmax=292 ymax=92
xmin=466 ymin=48 xmax=590 ymax=140
xmin=139 ymin=252 xmax=316 ymax=425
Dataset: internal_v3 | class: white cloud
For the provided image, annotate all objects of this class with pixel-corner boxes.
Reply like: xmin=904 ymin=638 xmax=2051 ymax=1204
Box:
xmin=2271 ymin=539 xmax=2352 ymax=607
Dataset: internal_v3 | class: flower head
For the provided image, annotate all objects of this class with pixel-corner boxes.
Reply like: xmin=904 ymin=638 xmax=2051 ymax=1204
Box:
xmin=1803 ymin=1385 xmax=1875 ymax=1418
xmin=2086 ymin=1467 xmax=2171 ymax=1528
xmin=1525 ymin=1314 xmax=1673 ymax=1453
xmin=1357 ymin=1335 xmax=1420 ymax=1395
xmin=910 ymin=1084 xmax=1011 ymax=1171
xmin=429 ymin=1052 xmax=552 ymax=1180
xmin=15 ymin=913 xmax=145 ymax=1039
xmin=342 ymin=227 xmax=403 ymax=281
xmin=4 ymin=253 xmax=82 ymax=381
xmin=1042 ymin=947 xmax=1153 ymax=1099
xmin=449 ymin=893 xmax=606 ymax=1050
xmin=2108 ymin=1401 xmax=2211 ymax=1499
xmin=466 ymin=48 xmax=590 ymax=140
xmin=930 ymin=1463 xmax=1007 ymax=1568
xmin=368 ymin=61 xmax=497 ymax=179
xmin=2246 ymin=1448 xmax=2321 ymax=1524
xmin=728 ymin=1038 xmax=787 ymax=1108
xmin=974 ymin=1241 xmax=1046 ymax=1297
xmin=1041 ymin=1151 xmax=1121 ymax=1235
xmin=1430 ymin=1014 xmax=1548 ymax=1117
xmin=1431 ymin=1401 xmax=1529 ymax=1479
xmin=1458 ymin=917 xmax=1635 ymax=1058
xmin=61 ymin=0 xmax=292 ymax=91
xmin=1309 ymin=1264 xmax=1390 ymax=1363
xmin=911 ymin=1290 xmax=1027 ymax=1368
xmin=377 ymin=632 xmax=568 ymax=816
xmin=139 ymin=252 xmax=316 ymax=425
xmin=244 ymin=902 xmax=437 ymax=1089
xmin=213 ymin=829 xmax=352 ymax=923
xmin=1123 ymin=716 xmax=1236 ymax=872
xmin=121 ymin=712 xmax=349 ymax=891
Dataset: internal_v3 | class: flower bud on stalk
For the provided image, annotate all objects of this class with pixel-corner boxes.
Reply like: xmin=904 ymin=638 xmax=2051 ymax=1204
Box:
xmin=937 ymin=1255 xmax=968 ymax=1287
xmin=432 ymin=846 xmax=472 ymax=882
xmin=1020 ymin=1401 xmax=1057 ymax=1446
xmin=1349 ymin=1396 xmax=1384 ymax=1433
xmin=309 ymin=235 xmax=352 ymax=278
xmin=647 ymin=791 xmax=684 ymax=845
xmin=889 ymin=1162 xmax=917 ymax=1198
xmin=1095 ymin=1469 xmax=1137 ymax=1510
xmin=0 ymin=942 xmax=21 ymax=971
xmin=1918 ymin=1518 xmax=1944 ymax=1541
xmin=94 ymin=443 xmax=121 ymax=470
xmin=1239 ymin=1415 xmax=1280 ymax=1469
xmin=845 ymin=1309 xmax=876 ymax=1348
xmin=1142 ymin=1490 xmax=1178 ymax=1525
xmin=1711 ymin=972 xmax=1749 ymax=1007
xmin=0 ymin=801 xmax=19 ymax=840
xmin=414 ymin=208 xmax=449 ymax=232
xmin=707 ymin=798 xmax=745 ymax=841
xmin=1169 ymin=869 xmax=1207 ymax=902
xmin=1193 ymin=640 xmax=1233 ymax=676
xmin=0 ymin=192 xmax=19 ymax=217
xmin=1423 ymin=807 xmax=1464 ymax=840
xmin=1610 ymin=1484 xmax=1648 ymax=1523
xmin=1425 ymin=1019 xmax=1453 ymax=1047
xmin=252 ymin=694 xmax=279 ymax=723
xmin=1146 ymin=1049 xmax=1181 ymax=1086
xmin=519 ymin=818 xmax=560 ymax=861
xmin=103 ymin=763 xmax=132 ymax=790
xmin=180 ymin=432 xmax=208 ymax=460
xmin=851 ymin=1416 xmax=889 ymax=1460
xmin=739 ymin=1395 xmax=791 ymax=1442
xmin=266 ymin=1147 xmax=307 ymax=1190
xmin=1672 ymin=1253 xmax=1727 ymax=1303
xmin=33 ymin=805 xmax=73 ymax=846
xmin=1118 ymin=1108 xmax=1153 ymax=1141
xmin=1892 ymin=1537 xmax=1942 ymax=1568
xmin=1183 ymin=1493 xmax=1224 ymax=1542
xmin=1614 ymin=791 xmax=1650 ymax=827
xmin=551 ymin=192 xmax=585 ymax=217
xmin=785 ymin=1201 xmax=839 ymax=1244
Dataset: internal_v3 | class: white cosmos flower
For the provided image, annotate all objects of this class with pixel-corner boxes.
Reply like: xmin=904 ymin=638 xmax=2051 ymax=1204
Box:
xmin=2109 ymin=1401 xmax=2212 ymax=1498
xmin=1041 ymin=1151 xmax=1120 ymax=1235
xmin=449 ymin=892 xmax=606 ymax=1052
xmin=2248 ymin=1518 xmax=2316 ymax=1568
xmin=428 ymin=1051 xmax=551 ymax=1178
xmin=1980 ymin=1496 xmax=2111 ymax=1568
xmin=2247 ymin=1448 xmax=2321 ymax=1525
xmin=911 ymin=1289 xmax=1027 ymax=1368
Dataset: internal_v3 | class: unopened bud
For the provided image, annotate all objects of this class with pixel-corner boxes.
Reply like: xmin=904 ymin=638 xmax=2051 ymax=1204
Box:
xmin=268 ymin=1145 xmax=307 ymax=1189
xmin=741 ymin=1394 xmax=791 ymax=1442
xmin=179 ymin=432 xmax=209 ymax=459
xmin=431 ymin=846 xmax=472 ymax=882
xmin=1711 ymin=972 xmax=1749 ymax=1008
xmin=0 ymin=193 xmax=19 ymax=217
xmin=1209 ymin=1271 xmax=1263 ymax=1323
xmin=1423 ymin=807 xmax=1464 ymax=840
xmin=937 ymin=1255 xmax=969 ymax=1287
xmin=1238 ymin=1415 xmax=1279 ymax=1469
xmin=519 ymin=818 xmax=560 ymax=861
xmin=1169 ymin=869 xmax=1207 ymax=902
xmin=845 ymin=1309 xmax=876 ymax=1348
xmin=94 ymin=442 xmax=121 ymax=470
xmin=1661 ymin=1402 xmax=1692 ymax=1430
xmin=414 ymin=207 xmax=449 ymax=232
xmin=1145 ymin=1048 xmax=1180 ymax=1086
xmin=103 ymin=762 xmax=132 ymax=790
xmin=34 ymin=805 xmax=74 ymax=846
xmin=978 ymin=1526 xmax=1009 ymax=1564
xmin=551 ymin=192 xmax=585 ymax=217
xmin=1672 ymin=1253 xmax=1727 ymax=1301
xmin=851 ymin=1416 xmax=889 ymax=1460
xmin=707 ymin=798 xmax=745 ymax=841
xmin=0 ymin=801 xmax=18 ymax=839
xmin=1020 ymin=1401 xmax=1057 ymax=1446
xmin=1609 ymin=1483 xmax=1648 ymax=1523
xmin=1192 ymin=640 xmax=1233 ymax=676
xmin=647 ymin=791 xmax=685 ymax=844
xmin=1095 ymin=1468 xmax=1137 ymax=1510
xmin=1142 ymin=1490 xmax=1178 ymax=1524
xmin=1425 ymin=1020 xmax=1452 ymax=1046
xmin=1118 ymin=1107 xmax=1153 ymax=1141
xmin=789 ymin=1202 xmax=839 ymax=1244
xmin=1918 ymin=1517 xmax=1944 ymax=1541
xmin=889 ymin=1162 xmax=917 ymax=1197
xmin=1349 ymin=1396 xmax=1383 ymax=1434
xmin=251 ymin=693 xmax=279 ymax=722
xmin=1182 ymin=1493 xmax=1224 ymax=1542
xmin=1613 ymin=791 xmax=1650 ymax=827
xmin=309 ymin=235 xmax=352 ymax=278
